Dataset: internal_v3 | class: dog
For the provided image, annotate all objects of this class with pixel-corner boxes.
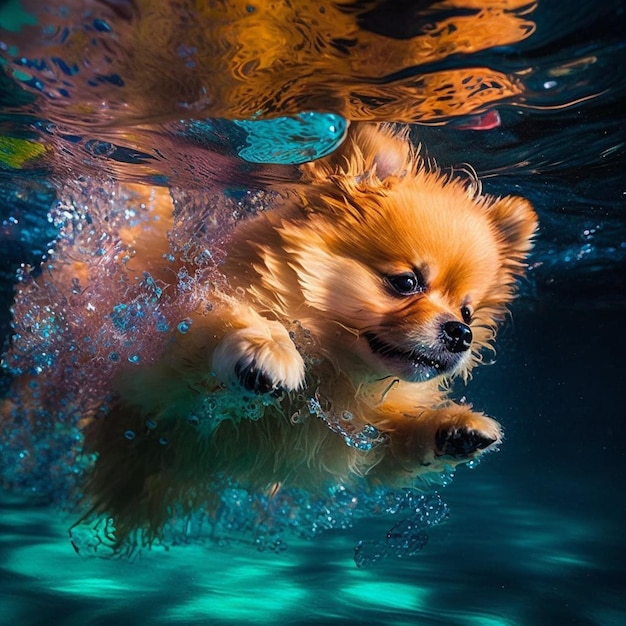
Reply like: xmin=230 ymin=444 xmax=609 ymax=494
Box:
xmin=59 ymin=124 xmax=538 ymax=542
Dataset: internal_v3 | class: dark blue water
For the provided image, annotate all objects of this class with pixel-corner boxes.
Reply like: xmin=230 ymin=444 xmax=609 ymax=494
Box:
xmin=1 ymin=1 xmax=625 ymax=625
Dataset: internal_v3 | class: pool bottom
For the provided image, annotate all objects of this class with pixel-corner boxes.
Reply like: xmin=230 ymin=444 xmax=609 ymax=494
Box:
xmin=0 ymin=460 xmax=623 ymax=626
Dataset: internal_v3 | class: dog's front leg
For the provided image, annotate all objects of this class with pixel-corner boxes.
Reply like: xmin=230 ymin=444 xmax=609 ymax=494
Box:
xmin=360 ymin=385 xmax=502 ymax=481
xmin=212 ymin=306 xmax=305 ymax=395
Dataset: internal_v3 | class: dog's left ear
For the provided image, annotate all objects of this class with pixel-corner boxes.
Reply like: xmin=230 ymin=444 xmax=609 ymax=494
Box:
xmin=487 ymin=195 xmax=538 ymax=264
xmin=301 ymin=123 xmax=415 ymax=184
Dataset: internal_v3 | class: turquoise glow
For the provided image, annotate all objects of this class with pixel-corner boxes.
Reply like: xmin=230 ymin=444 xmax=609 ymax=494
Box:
xmin=234 ymin=112 xmax=347 ymax=164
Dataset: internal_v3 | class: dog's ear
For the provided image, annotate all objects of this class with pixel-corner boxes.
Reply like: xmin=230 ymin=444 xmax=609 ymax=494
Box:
xmin=487 ymin=195 xmax=538 ymax=266
xmin=300 ymin=123 xmax=415 ymax=184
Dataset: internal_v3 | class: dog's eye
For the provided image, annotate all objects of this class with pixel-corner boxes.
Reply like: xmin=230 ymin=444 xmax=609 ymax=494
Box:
xmin=461 ymin=305 xmax=472 ymax=324
xmin=387 ymin=272 xmax=424 ymax=295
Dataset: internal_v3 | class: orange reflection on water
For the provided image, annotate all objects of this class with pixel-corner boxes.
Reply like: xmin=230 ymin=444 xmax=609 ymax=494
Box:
xmin=12 ymin=0 xmax=536 ymax=126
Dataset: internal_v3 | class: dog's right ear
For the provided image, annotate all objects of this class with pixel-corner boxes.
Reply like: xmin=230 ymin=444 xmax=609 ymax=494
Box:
xmin=300 ymin=123 xmax=416 ymax=184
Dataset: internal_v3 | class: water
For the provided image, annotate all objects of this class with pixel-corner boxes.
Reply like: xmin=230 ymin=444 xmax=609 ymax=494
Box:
xmin=1 ymin=1 xmax=625 ymax=624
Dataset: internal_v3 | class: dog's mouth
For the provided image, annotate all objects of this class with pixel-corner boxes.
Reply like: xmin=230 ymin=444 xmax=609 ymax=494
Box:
xmin=363 ymin=331 xmax=459 ymax=381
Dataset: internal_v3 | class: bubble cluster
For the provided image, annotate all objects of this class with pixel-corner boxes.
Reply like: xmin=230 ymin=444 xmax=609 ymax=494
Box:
xmin=307 ymin=395 xmax=387 ymax=452
xmin=353 ymin=490 xmax=451 ymax=568
xmin=0 ymin=179 xmax=251 ymax=497
xmin=68 ymin=480 xmax=452 ymax=567
xmin=0 ymin=391 xmax=94 ymax=502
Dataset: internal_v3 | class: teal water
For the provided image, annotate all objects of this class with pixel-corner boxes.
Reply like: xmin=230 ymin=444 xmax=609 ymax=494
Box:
xmin=1 ymin=1 xmax=626 ymax=624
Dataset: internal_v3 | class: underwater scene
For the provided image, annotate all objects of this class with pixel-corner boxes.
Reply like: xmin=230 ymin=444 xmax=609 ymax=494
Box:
xmin=0 ymin=1 xmax=624 ymax=624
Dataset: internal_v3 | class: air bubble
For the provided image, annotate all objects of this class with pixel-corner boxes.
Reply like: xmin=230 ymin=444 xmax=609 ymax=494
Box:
xmin=361 ymin=424 xmax=379 ymax=439
xmin=290 ymin=411 xmax=302 ymax=424
xmin=177 ymin=319 xmax=192 ymax=333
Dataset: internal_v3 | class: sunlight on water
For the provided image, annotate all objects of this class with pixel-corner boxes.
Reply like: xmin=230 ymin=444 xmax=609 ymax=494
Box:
xmin=343 ymin=580 xmax=429 ymax=611
xmin=1 ymin=0 xmax=625 ymax=624
xmin=462 ymin=617 xmax=517 ymax=626
xmin=166 ymin=569 xmax=308 ymax=622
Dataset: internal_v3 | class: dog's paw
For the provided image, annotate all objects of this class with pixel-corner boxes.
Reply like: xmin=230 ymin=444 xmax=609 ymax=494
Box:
xmin=234 ymin=358 xmax=278 ymax=395
xmin=213 ymin=320 xmax=305 ymax=394
xmin=435 ymin=425 xmax=499 ymax=458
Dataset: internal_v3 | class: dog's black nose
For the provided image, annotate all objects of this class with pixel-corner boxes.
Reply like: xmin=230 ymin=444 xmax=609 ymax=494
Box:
xmin=442 ymin=321 xmax=473 ymax=353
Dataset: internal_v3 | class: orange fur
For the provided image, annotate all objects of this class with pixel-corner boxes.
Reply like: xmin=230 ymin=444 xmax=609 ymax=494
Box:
xmin=0 ymin=124 xmax=536 ymax=541
xmin=69 ymin=124 xmax=538 ymax=542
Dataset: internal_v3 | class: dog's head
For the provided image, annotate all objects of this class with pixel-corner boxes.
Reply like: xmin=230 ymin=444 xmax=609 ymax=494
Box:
xmin=278 ymin=125 xmax=538 ymax=382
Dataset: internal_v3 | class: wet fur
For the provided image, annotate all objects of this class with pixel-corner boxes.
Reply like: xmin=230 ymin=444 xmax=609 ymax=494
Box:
xmin=81 ymin=124 xmax=537 ymax=541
